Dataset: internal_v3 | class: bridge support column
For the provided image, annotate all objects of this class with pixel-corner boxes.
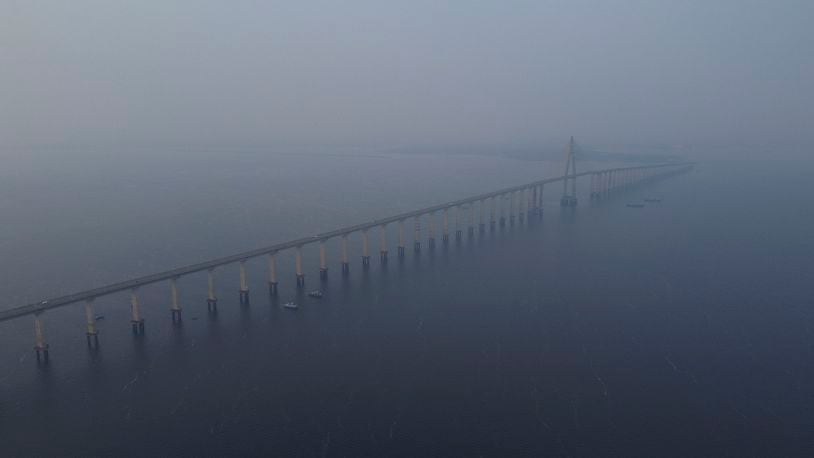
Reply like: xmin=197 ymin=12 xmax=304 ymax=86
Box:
xmin=527 ymin=187 xmax=534 ymax=219
xmin=379 ymin=225 xmax=388 ymax=264
xmin=490 ymin=196 xmax=497 ymax=230
xmin=509 ymin=192 xmax=516 ymax=226
xmin=239 ymin=260 xmax=250 ymax=304
xmin=341 ymin=234 xmax=350 ymax=274
xmin=170 ymin=277 xmax=182 ymax=324
xmin=499 ymin=194 xmax=506 ymax=227
xmin=267 ymin=254 xmax=278 ymax=296
xmin=455 ymin=206 xmax=462 ymax=241
xmin=479 ymin=199 xmax=486 ymax=233
xmin=33 ymin=313 xmax=49 ymax=362
xmin=295 ymin=246 xmax=305 ymax=287
xmin=590 ymin=173 xmax=596 ymax=199
xmin=538 ymin=184 xmax=545 ymax=218
xmin=362 ymin=229 xmax=371 ymax=268
xmin=319 ymin=241 xmax=328 ymax=280
xmin=397 ymin=221 xmax=405 ymax=259
xmin=208 ymin=268 xmax=218 ymax=310
xmin=519 ymin=189 xmax=526 ymax=223
xmin=413 ymin=216 xmax=421 ymax=253
xmin=85 ymin=299 xmax=99 ymax=348
xmin=442 ymin=209 xmax=449 ymax=244
xmin=428 ymin=213 xmax=436 ymax=249
xmin=468 ymin=203 xmax=475 ymax=237
xmin=130 ymin=288 xmax=145 ymax=334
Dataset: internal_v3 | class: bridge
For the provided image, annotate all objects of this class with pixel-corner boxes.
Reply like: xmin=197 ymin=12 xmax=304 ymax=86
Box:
xmin=0 ymin=141 xmax=694 ymax=362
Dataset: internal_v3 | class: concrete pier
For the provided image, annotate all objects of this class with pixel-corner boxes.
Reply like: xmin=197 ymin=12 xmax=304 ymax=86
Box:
xmin=130 ymin=288 xmax=144 ymax=334
xmin=170 ymin=277 xmax=182 ymax=324
xmin=442 ymin=209 xmax=449 ymax=244
xmin=295 ymin=245 xmax=305 ymax=287
xmin=455 ymin=206 xmax=462 ymax=241
xmin=239 ymin=260 xmax=250 ymax=304
xmin=479 ymin=199 xmax=486 ymax=233
xmin=84 ymin=299 xmax=99 ymax=347
xmin=538 ymin=184 xmax=545 ymax=217
xmin=33 ymin=313 xmax=49 ymax=362
xmin=413 ymin=216 xmax=421 ymax=253
xmin=468 ymin=203 xmax=475 ymax=237
xmin=341 ymin=234 xmax=350 ymax=273
xmin=499 ymin=194 xmax=506 ymax=227
xmin=380 ymin=224 xmax=388 ymax=263
xmin=532 ymin=186 xmax=538 ymax=215
xmin=319 ymin=241 xmax=328 ymax=280
xmin=490 ymin=196 xmax=497 ymax=230
xmin=427 ymin=213 xmax=436 ymax=250
xmin=519 ymin=189 xmax=526 ymax=223
xmin=207 ymin=268 xmax=218 ymax=310
xmin=526 ymin=187 xmax=534 ymax=219
xmin=362 ymin=229 xmax=371 ymax=267
xmin=509 ymin=192 xmax=516 ymax=226
xmin=267 ymin=254 xmax=278 ymax=296
xmin=397 ymin=220 xmax=406 ymax=259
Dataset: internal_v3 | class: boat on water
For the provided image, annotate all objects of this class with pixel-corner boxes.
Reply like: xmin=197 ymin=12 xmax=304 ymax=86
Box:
xmin=626 ymin=203 xmax=645 ymax=208
xmin=283 ymin=301 xmax=299 ymax=309
xmin=307 ymin=290 xmax=323 ymax=298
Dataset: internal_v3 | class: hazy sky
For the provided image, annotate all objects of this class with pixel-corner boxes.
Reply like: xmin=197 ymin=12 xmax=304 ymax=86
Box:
xmin=1 ymin=1 xmax=812 ymax=154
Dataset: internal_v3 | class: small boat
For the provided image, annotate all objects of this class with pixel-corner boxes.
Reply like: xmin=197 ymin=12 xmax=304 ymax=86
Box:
xmin=626 ymin=203 xmax=645 ymax=208
xmin=283 ymin=301 xmax=299 ymax=309
xmin=644 ymin=198 xmax=662 ymax=203
xmin=94 ymin=315 xmax=105 ymax=321
xmin=307 ymin=290 xmax=323 ymax=298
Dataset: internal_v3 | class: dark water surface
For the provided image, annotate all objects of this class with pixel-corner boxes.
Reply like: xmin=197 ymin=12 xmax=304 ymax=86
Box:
xmin=2 ymin=157 xmax=814 ymax=456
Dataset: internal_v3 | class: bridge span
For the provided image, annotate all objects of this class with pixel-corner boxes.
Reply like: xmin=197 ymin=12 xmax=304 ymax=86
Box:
xmin=1 ymin=157 xmax=694 ymax=362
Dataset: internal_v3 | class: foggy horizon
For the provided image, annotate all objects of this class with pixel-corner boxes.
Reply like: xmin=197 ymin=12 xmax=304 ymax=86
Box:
xmin=2 ymin=1 xmax=812 ymax=158
xmin=5 ymin=2 xmax=814 ymax=456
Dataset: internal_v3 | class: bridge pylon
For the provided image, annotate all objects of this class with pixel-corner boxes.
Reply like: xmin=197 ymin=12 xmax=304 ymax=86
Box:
xmin=560 ymin=136 xmax=578 ymax=207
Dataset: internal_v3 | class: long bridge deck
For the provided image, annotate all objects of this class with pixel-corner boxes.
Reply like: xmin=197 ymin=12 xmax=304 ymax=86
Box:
xmin=0 ymin=162 xmax=693 ymax=324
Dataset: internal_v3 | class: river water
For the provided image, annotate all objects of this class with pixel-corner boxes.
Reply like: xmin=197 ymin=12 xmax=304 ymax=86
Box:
xmin=1 ymin=151 xmax=813 ymax=456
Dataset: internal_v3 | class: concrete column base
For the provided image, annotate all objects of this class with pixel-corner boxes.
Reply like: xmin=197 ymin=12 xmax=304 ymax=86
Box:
xmin=442 ymin=234 xmax=449 ymax=244
xmin=380 ymin=250 xmax=388 ymax=264
xmin=34 ymin=344 xmax=50 ymax=362
xmin=296 ymin=274 xmax=305 ymax=288
xmin=131 ymin=319 xmax=145 ymax=335
xmin=86 ymin=332 xmax=99 ymax=348
xmin=171 ymin=308 xmax=182 ymax=324
xmin=207 ymin=298 xmax=218 ymax=311
xmin=362 ymin=256 xmax=370 ymax=268
xmin=341 ymin=262 xmax=350 ymax=274
xmin=239 ymin=290 xmax=250 ymax=305
xmin=560 ymin=196 xmax=578 ymax=207
xmin=414 ymin=241 xmax=421 ymax=253
xmin=319 ymin=268 xmax=328 ymax=280
xmin=397 ymin=246 xmax=405 ymax=258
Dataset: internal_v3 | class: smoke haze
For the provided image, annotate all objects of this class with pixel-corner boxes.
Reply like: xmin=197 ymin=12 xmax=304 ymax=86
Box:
xmin=1 ymin=1 xmax=812 ymax=156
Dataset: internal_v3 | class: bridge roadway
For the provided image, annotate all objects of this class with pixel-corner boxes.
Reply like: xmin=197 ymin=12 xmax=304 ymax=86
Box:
xmin=0 ymin=162 xmax=692 ymax=324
